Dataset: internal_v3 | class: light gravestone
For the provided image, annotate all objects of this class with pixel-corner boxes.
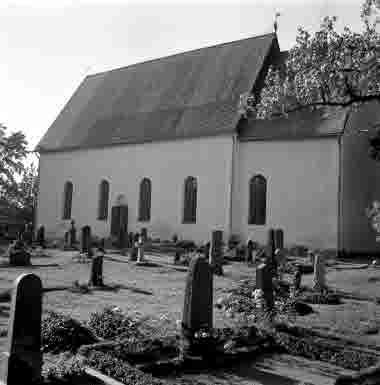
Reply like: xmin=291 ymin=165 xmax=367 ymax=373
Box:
xmin=209 ymin=230 xmax=223 ymax=275
xmin=256 ymin=263 xmax=274 ymax=309
xmin=137 ymin=236 xmax=145 ymax=263
xmin=182 ymin=256 xmax=213 ymax=357
xmin=313 ymin=254 xmax=326 ymax=292
xmin=0 ymin=273 xmax=42 ymax=385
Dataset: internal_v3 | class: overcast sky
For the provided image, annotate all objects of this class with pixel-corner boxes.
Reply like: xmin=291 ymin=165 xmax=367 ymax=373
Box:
xmin=0 ymin=0 xmax=365 ymax=152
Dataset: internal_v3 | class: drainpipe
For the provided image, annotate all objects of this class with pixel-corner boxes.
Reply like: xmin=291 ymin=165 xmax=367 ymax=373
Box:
xmin=228 ymin=134 xmax=237 ymax=239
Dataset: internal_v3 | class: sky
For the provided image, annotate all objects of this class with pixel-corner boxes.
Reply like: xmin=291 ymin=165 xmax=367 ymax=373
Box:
xmin=0 ymin=0 xmax=366 ymax=153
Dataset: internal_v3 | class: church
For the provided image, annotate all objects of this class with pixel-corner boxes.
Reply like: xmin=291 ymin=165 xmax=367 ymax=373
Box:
xmin=35 ymin=32 xmax=380 ymax=256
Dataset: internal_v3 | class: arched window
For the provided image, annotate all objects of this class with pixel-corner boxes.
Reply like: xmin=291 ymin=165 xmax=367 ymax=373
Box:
xmin=183 ymin=176 xmax=197 ymax=224
xmin=138 ymin=178 xmax=151 ymax=221
xmin=62 ymin=181 xmax=73 ymax=220
xmin=248 ymin=175 xmax=267 ymax=225
xmin=98 ymin=180 xmax=110 ymax=220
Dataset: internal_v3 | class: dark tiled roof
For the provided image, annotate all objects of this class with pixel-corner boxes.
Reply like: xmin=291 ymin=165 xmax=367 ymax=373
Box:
xmin=37 ymin=33 xmax=277 ymax=153
xmin=238 ymin=107 xmax=349 ymax=141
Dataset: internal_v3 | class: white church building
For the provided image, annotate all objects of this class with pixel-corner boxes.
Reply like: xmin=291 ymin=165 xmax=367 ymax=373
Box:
xmin=35 ymin=32 xmax=380 ymax=256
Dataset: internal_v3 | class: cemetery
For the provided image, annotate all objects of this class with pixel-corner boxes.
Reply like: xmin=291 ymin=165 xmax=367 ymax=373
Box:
xmin=0 ymin=227 xmax=379 ymax=384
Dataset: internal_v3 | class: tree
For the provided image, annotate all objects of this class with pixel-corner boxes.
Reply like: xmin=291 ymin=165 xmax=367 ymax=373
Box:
xmin=0 ymin=125 xmax=28 ymax=202
xmin=240 ymin=1 xmax=380 ymax=139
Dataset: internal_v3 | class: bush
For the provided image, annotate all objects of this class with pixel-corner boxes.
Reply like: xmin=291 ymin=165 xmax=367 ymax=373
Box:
xmin=84 ymin=350 xmax=163 ymax=385
xmin=42 ymin=311 xmax=97 ymax=353
xmin=43 ymin=353 xmax=86 ymax=384
xmin=88 ymin=306 xmax=143 ymax=340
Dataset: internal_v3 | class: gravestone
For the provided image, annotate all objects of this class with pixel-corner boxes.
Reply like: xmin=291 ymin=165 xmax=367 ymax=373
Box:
xmin=0 ymin=273 xmax=43 ymax=384
xmin=128 ymin=232 xmax=134 ymax=249
xmin=313 ymin=254 xmax=326 ymax=292
xmin=130 ymin=240 xmax=138 ymax=262
xmin=182 ymin=256 xmax=213 ymax=356
xmin=209 ymin=230 xmax=224 ymax=275
xmin=203 ymin=242 xmax=210 ymax=259
xmin=174 ymin=250 xmax=181 ymax=265
xmin=274 ymin=228 xmax=284 ymax=250
xmin=81 ymin=226 xmax=91 ymax=254
xmin=110 ymin=205 xmax=128 ymax=248
xmin=64 ymin=231 xmax=69 ymax=248
xmin=256 ymin=263 xmax=274 ymax=309
xmin=141 ymin=228 xmax=148 ymax=243
xmin=36 ymin=226 xmax=45 ymax=248
xmin=266 ymin=228 xmax=276 ymax=271
xmin=137 ymin=236 xmax=145 ymax=263
xmin=293 ymin=265 xmax=302 ymax=291
xmin=8 ymin=241 xmax=31 ymax=266
xmin=89 ymin=250 xmax=104 ymax=286
xmin=246 ymin=240 xmax=254 ymax=264
xmin=69 ymin=220 xmax=77 ymax=248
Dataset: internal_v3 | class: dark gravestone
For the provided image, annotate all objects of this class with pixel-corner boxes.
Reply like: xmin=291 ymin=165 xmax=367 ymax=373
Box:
xmin=130 ymin=235 xmax=139 ymax=262
xmin=36 ymin=226 xmax=45 ymax=248
xmin=256 ymin=263 xmax=274 ymax=309
xmin=128 ymin=232 xmax=134 ymax=249
xmin=141 ymin=228 xmax=148 ymax=243
xmin=0 ymin=273 xmax=43 ymax=384
xmin=110 ymin=205 xmax=128 ymax=248
xmin=274 ymin=228 xmax=284 ymax=250
xmin=203 ymin=242 xmax=210 ymax=259
xmin=246 ymin=240 xmax=254 ymax=264
xmin=209 ymin=230 xmax=224 ymax=275
xmin=64 ymin=231 xmax=69 ymax=248
xmin=89 ymin=252 xmax=104 ymax=286
xmin=293 ymin=266 xmax=302 ymax=291
xmin=81 ymin=226 xmax=91 ymax=254
xmin=182 ymin=256 xmax=213 ymax=356
xmin=9 ymin=241 xmax=31 ymax=266
xmin=267 ymin=228 xmax=276 ymax=276
xmin=69 ymin=220 xmax=77 ymax=247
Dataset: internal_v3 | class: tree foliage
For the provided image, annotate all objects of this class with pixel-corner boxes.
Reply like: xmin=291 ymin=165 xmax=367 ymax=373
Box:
xmin=240 ymin=1 xmax=380 ymax=120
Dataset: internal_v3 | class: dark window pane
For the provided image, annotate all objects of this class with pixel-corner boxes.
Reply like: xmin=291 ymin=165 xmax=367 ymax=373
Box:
xmin=183 ymin=177 xmax=197 ymax=223
xmin=248 ymin=175 xmax=266 ymax=225
xmin=62 ymin=182 xmax=73 ymax=220
xmin=98 ymin=180 xmax=109 ymax=220
xmin=138 ymin=178 xmax=151 ymax=221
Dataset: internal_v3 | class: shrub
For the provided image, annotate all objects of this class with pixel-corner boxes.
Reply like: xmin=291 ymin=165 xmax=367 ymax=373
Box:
xmin=42 ymin=353 xmax=86 ymax=384
xmin=84 ymin=350 xmax=163 ymax=385
xmin=88 ymin=306 xmax=143 ymax=340
xmin=42 ymin=311 xmax=97 ymax=353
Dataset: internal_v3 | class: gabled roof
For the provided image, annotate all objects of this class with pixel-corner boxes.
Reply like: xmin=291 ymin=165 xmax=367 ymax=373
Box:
xmin=238 ymin=106 xmax=349 ymax=141
xmin=37 ymin=33 xmax=277 ymax=153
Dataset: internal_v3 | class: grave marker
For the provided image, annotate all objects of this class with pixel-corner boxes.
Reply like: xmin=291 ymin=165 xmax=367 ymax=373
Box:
xmin=313 ymin=254 xmax=326 ymax=292
xmin=89 ymin=250 xmax=104 ymax=287
xmin=256 ymin=263 xmax=274 ymax=309
xmin=69 ymin=220 xmax=77 ymax=248
xmin=182 ymin=256 xmax=213 ymax=356
xmin=81 ymin=225 xmax=91 ymax=254
xmin=209 ymin=230 xmax=224 ymax=275
xmin=0 ymin=273 xmax=43 ymax=384
xmin=137 ymin=236 xmax=145 ymax=263
xmin=274 ymin=228 xmax=284 ymax=250
xmin=36 ymin=226 xmax=45 ymax=248
xmin=246 ymin=240 xmax=254 ymax=264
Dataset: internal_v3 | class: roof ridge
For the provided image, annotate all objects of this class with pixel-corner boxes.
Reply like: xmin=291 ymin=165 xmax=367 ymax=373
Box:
xmin=86 ymin=32 xmax=276 ymax=79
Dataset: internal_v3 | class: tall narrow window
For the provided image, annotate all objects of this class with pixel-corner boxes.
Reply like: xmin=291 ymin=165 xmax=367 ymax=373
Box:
xmin=138 ymin=178 xmax=151 ymax=221
xmin=183 ymin=176 xmax=197 ymax=224
xmin=98 ymin=180 xmax=110 ymax=220
xmin=62 ymin=181 xmax=73 ymax=220
xmin=248 ymin=175 xmax=267 ymax=225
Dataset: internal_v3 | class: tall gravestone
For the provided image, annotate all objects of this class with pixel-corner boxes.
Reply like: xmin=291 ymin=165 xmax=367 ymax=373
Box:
xmin=141 ymin=228 xmax=148 ymax=243
xmin=313 ymin=254 xmax=326 ymax=292
xmin=256 ymin=263 xmax=274 ymax=309
xmin=0 ymin=273 xmax=42 ymax=384
xmin=81 ymin=225 xmax=91 ymax=254
xmin=246 ymin=240 xmax=254 ymax=264
xmin=69 ymin=220 xmax=77 ymax=248
xmin=110 ymin=205 xmax=128 ymax=248
xmin=267 ymin=228 xmax=276 ymax=276
xmin=182 ymin=256 xmax=213 ymax=356
xmin=36 ymin=226 xmax=45 ymax=248
xmin=89 ymin=250 xmax=104 ymax=287
xmin=274 ymin=228 xmax=284 ymax=250
xmin=209 ymin=230 xmax=223 ymax=275
xmin=137 ymin=236 xmax=145 ymax=263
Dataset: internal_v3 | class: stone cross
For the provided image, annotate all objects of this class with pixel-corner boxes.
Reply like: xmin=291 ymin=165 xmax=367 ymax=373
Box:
xmin=182 ymin=256 xmax=213 ymax=357
xmin=81 ymin=225 xmax=91 ymax=254
xmin=0 ymin=273 xmax=43 ymax=385
xmin=209 ymin=230 xmax=223 ymax=275
xmin=256 ymin=263 xmax=274 ymax=309
xmin=313 ymin=254 xmax=326 ymax=292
